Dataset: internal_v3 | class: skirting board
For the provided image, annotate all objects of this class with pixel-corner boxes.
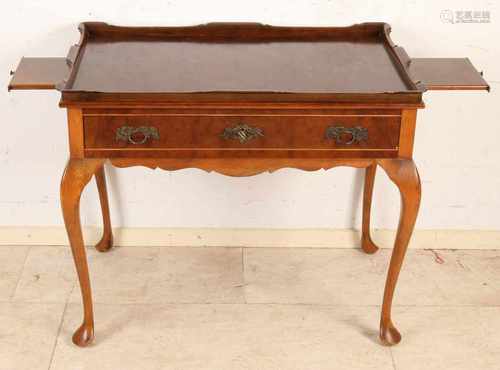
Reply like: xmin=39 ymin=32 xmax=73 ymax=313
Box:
xmin=0 ymin=227 xmax=499 ymax=250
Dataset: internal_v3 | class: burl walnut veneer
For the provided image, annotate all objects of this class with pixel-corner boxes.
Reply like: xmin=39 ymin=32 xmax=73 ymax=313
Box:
xmin=8 ymin=22 xmax=489 ymax=347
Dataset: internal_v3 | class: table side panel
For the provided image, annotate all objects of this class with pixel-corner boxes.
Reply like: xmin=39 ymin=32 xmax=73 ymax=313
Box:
xmin=68 ymin=108 xmax=85 ymax=158
xmin=398 ymin=109 xmax=417 ymax=159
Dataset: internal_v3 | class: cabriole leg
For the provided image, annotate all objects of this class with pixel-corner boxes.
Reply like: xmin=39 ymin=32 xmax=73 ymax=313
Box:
xmin=60 ymin=158 xmax=104 ymax=347
xmin=376 ymin=159 xmax=421 ymax=345
xmin=94 ymin=165 xmax=114 ymax=252
xmin=361 ymin=163 xmax=380 ymax=254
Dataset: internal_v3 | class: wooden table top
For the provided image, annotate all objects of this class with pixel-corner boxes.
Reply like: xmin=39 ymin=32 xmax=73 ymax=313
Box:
xmin=8 ymin=22 xmax=489 ymax=105
xmin=58 ymin=22 xmax=424 ymax=105
xmin=70 ymin=39 xmax=411 ymax=94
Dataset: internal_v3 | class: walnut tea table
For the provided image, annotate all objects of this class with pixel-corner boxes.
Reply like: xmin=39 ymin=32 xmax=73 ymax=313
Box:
xmin=8 ymin=22 xmax=489 ymax=347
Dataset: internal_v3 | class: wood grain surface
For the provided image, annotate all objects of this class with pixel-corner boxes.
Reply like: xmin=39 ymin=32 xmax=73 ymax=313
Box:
xmin=8 ymin=57 xmax=69 ymax=91
xmin=409 ymin=58 xmax=489 ymax=91
xmin=58 ymin=22 xmax=424 ymax=106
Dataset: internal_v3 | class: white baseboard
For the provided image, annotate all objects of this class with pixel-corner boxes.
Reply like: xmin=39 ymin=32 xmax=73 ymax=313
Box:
xmin=0 ymin=226 xmax=499 ymax=250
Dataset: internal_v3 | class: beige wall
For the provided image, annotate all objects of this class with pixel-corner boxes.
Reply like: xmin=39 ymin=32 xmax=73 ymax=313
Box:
xmin=1 ymin=1 xmax=498 ymax=233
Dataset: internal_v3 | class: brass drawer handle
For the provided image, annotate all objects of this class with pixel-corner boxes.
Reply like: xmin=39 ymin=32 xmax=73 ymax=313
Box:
xmin=325 ymin=126 xmax=368 ymax=145
xmin=116 ymin=126 xmax=160 ymax=145
xmin=221 ymin=124 xmax=264 ymax=144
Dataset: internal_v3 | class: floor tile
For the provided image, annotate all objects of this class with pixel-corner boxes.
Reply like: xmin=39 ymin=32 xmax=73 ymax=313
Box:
xmin=391 ymin=306 xmax=500 ymax=370
xmin=69 ymin=246 xmax=245 ymax=304
xmin=12 ymin=246 xmax=76 ymax=303
xmin=244 ymin=248 xmax=447 ymax=305
xmin=2 ymin=245 xmax=500 ymax=369
xmin=50 ymin=303 xmax=393 ymax=370
xmin=0 ymin=246 xmax=29 ymax=301
xmin=417 ymin=249 xmax=500 ymax=305
xmin=0 ymin=302 xmax=65 ymax=370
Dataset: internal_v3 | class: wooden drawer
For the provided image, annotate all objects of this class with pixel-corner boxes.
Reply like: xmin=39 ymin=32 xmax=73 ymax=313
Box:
xmin=83 ymin=110 xmax=401 ymax=158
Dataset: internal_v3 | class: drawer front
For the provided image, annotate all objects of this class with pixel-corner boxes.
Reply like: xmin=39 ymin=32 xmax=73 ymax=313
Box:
xmin=83 ymin=112 xmax=401 ymax=157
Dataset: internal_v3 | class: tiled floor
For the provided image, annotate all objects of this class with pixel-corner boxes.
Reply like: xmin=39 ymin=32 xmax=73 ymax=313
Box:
xmin=0 ymin=245 xmax=499 ymax=370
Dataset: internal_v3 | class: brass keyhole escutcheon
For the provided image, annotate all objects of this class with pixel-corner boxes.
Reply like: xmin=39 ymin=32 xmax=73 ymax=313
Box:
xmin=221 ymin=124 xmax=264 ymax=144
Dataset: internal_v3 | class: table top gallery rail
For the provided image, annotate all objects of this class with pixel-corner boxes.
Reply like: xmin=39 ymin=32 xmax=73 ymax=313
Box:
xmin=8 ymin=22 xmax=489 ymax=347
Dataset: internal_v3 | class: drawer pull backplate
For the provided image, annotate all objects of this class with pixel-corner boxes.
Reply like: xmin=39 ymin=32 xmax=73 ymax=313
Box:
xmin=325 ymin=126 xmax=368 ymax=145
xmin=116 ymin=126 xmax=160 ymax=145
